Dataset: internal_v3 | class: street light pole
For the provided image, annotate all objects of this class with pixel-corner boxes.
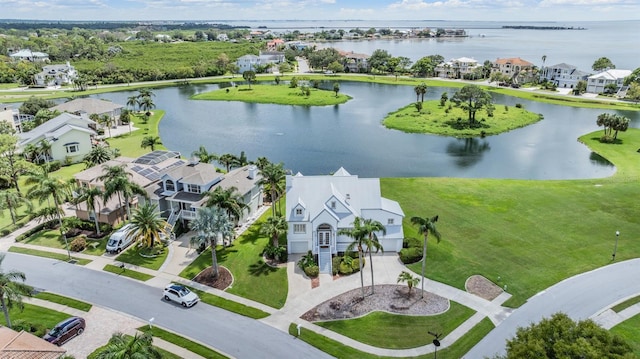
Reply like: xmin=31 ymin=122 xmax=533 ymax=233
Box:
xmin=612 ymin=230 xmax=620 ymax=261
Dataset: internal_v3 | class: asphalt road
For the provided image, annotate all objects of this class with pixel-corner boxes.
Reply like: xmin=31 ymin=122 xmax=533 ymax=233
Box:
xmin=4 ymin=253 xmax=333 ymax=359
xmin=466 ymin=258 xmax=640 ymax=358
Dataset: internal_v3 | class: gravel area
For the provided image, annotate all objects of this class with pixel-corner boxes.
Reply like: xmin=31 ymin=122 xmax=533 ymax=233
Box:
xmin=465 ymin=275 xmax=504 ymax=301
xmin=62 ymin=306 xmax=144 ymax=358
xmin=301 ymin=284 xmax=449 ymax=322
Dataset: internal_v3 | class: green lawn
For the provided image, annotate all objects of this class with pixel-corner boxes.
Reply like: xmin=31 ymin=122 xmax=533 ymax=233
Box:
xmin=383 ymin=129 xmax=640 ymax=307
xmin=103 ymin=264 xmax=154 ymax=281
xmin=116 ymin=245 xmax=168 ymax=271
xmin=10 ymin=303 xmax=70 ymax=336
xmin=186 ymin=287 xmax=269 ymax=319
xmin=106 ymin=111 xmax=167 ymax=158
xmin=612 ymin=295 xmax=640 ymax=313
xmin=34 ymin=292 xmax=92 ymax=312
xmin=9 ymin=246 xmax=91 ymax=265
xmin=22 ymin=228 xmax=68 ymax=248
xmin=138 ymin=326 xmax=228 ymax=359
xmin=179 ymin=206 xmax=288 ymax=309
xmin=192 ymin=84 xmax=351 ymax=106
xmin=611 ymin=314 xmax=640 ymax=356
xmin=383 ymin=100 xmax=542 ymax=137
xmin=316 ymin=302 xmax=474 ymax=349
xmin=290 ymin=316 xmax=494 ymax=359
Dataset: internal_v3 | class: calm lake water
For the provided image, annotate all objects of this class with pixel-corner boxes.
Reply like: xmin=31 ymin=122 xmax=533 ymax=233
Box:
xmin=96 ymin=81 xmax=639 ymax=179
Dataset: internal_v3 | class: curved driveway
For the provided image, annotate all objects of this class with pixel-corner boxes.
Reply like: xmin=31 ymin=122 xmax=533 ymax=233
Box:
xmin=466 ymin=259 xmax=640 ymax=358
xmin=4 ymin=253 xmax=332 ymax=359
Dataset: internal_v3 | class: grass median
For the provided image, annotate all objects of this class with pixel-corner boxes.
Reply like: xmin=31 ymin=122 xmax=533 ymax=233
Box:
xmin=192 ymin=83 xmax=351 ymax=106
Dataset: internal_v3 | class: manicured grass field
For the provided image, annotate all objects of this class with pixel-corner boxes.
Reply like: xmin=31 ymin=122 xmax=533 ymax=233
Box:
xmin=179 ymin=205 xmax=288 ymax=309
xmin=116 ymin=245 xmax=168 ymax=271
xmin=316 ymin=301 xmax=474 ymax=349
xmin=10 ymin=303 xmax=69 ymax=333
xmin=138 ymin=326 xmax=229 ymax=359
xmin=383 ymin=129 xmax=640 ymax=307
xmin=611 ymin=314 xmax=640 ymax=356
xmin=103 ymin=264 xmax=154 ymax=281
xmin=612 ymin=295 xmax=640 ymax=313
xmin=34 ymin=292 xmax=92 ymax=312
xmin=289 ymin=317 xmax=494 ymax=359
xmin=106 ymin=111 xmax=167 ymax=158
xmin=383 ymin=100 xmax=542 ymax=136
xmin=9 ymin=246 xmax=91 ymax=265
xmin=187 ymin=287 xmax=269 ymax=319
xmin=192 ymin=83 xmax=351 ymax=106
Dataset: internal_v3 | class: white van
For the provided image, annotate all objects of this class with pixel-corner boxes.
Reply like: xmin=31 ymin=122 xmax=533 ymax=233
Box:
xmin=106 ymin=224 xmax=135 ymax=253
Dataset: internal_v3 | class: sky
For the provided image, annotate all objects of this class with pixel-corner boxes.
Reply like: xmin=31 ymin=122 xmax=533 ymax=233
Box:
xmin=2 ymin=0 xmax=638 ymax=22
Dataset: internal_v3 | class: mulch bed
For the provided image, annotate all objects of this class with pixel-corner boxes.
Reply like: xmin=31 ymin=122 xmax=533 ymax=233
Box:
xmin=465 ymin=275 xmax=503 ymax=301
xmin=193 ymin=266 xmax=233 ymax=290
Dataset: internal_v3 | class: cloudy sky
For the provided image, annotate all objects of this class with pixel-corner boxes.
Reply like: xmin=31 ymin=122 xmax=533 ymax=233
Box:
xmin=3 ymin=0 xmax=638 ymax=22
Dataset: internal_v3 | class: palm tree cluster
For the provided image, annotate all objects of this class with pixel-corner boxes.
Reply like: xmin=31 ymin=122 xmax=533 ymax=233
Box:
xmin=99 ymin=164 xmax=147 ymax=223
xmin=414 ymin=82 xmax=427 ymax=102
xmin=22 ymin=139 xmax=52 ymax=164
xmin=128 ymin=88 xmax=156 ymax=117
xmin=338 ymin=217 xmax=386 ymax=299
xmin=596 ymin=113 xmax=630 ymax=142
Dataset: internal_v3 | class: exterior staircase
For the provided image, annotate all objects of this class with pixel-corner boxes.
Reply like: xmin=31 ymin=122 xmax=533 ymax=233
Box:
xmin=319 ymin=250 xmax=332 ymax=274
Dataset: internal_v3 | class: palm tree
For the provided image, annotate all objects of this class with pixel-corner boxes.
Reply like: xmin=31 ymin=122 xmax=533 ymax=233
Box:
xmin=37 ymin=139 xmax=52 ymax=163
xmin=95 ymin=332 xmax=162 ymax=359
xmin=25 ymin=168 xmax=72 ymax=259
xmin=204 ymin=186 xmax=248 ymax=223
xmin=191 ymin=145 xmax=218 ymax=164
xmin=99 ymin=165 xmax=146 ymax=222
xmin=418 ymin=82 xmax=428 ymax=102
xmin=189 ymin=206 xmax=234 ymax=279
xmin=258 ymin=162 xmax=286 ymax=216
xmin=138 ymin=96 xmax=155 ymax=116
xmin=98 ymin=114 xmax=114 ymax=138
xmin=140 ymin=136 xmax=161 ymax=151
xmin=260 ymin=215 xmax=288 ymax=246
xmin=410 ymin=215 xmax=442 ymax=298
xmin=128 ymin=203 xmax=168 ymax=248
xmin=126 ymin=95 xmax=139 ymax=112
xmin=397 ymin=271 xmax=420 ymax=298
xmin=253 ymin=156 xmax=270 ymax=170
xmin=359 ymin=218 xmax=385 ymax=294
xmin=218 ymin=153 xmax=239 ymax=172
xmin=338 ymin=217 xmax=368 ymax=299
xmin=78 ymin=186 xmax=103 ymax=236
xmin=83 ymin=145 xmax=113 ymax=168
xmin=0 ymin=254 xmax=32 ymax=329
xmin=0 ymin=190 xmax=32 ymax=225
xmin=22 ymin=143 xmax=39 ymax=163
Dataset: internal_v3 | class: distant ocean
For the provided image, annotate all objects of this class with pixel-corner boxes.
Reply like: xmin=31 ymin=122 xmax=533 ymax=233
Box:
xmin=224 ymin=20 xmax=639 ymax=72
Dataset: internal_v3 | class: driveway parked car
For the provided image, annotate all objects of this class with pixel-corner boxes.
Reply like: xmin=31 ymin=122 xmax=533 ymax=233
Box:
xmin=163 ymin=284 xmax=199 ymax=307
xmin=43 ymin=316 xmax=86 ymax=346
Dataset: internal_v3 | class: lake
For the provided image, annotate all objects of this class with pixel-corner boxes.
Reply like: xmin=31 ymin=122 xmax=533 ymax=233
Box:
xmin=95 ymin=81 xmax=638 ymax=179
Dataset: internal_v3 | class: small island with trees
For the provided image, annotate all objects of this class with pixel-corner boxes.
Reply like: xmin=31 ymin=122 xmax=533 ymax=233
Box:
xmin=383 ymin=84 xmax=543 ymax=137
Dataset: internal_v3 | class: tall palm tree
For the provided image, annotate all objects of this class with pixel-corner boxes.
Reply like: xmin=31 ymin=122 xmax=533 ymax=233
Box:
xmin=418 ymin=82 xmax=428 ymax=102
xmin=95 ymin=332 xmax=162 ymax=359
xmin=99 ymin=164 xmax=146 ymax=222
xmin=253 ymin=156 xmax=270 ymax=170
xmin=218 ymin=153 xmax=239 ymax=172
xmin=22 ymin=143 xmax=39 ymax=163
xmin=128 ymin=203 xmax=168 ymax=248
xmin=191 ymin=145 xmax=218 ymax=164
xmin=260 ymin=215 xmax=288 ymax=246
xmin=339 ymin=217 xmax=368 ymax=299
xmin=0 ymin=190 xmax=32 ymax=225
xmin=410 ymin=215 xmax=441 ymax=298
xmin=204 ymin=186 xmax=248 ymax=223
xmin=258 ymin=162 xmax=286 ymax=216
xmin=25 ymin=168 xmax=72 ymax=259
xmin=137 ymin=96 xmax=155 ymax=116
xmin=126 ymin=95 xmax=139 ymax=112
xmin=0 ymin=254 xmax=32 ymax=329
xmin=359 ymin=218 xmax=385 ymax=294
xmin=78 ymin=186 xmax=103 ymax=236
xmin=140 ymin=136 xmax=161 ymax=151
xmin=98 ymin=114 xmax=114 ymax=138
xmin=83 ymin=145 xmax=113 ymax=168
xmin=189 ymin=206 xmax=234 ymax=279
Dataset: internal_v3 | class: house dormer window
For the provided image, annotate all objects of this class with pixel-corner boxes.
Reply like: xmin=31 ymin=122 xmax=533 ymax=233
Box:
xmin=187 ymin=184 xmax=201 ymax=194
xmin=165 ymin=180 xmax=175 ymax=192
xmin=295 ymin=208 xmax=303 ymax=216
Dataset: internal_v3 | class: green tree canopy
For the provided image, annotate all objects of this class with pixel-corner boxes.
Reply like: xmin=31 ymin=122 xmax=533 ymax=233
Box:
xmin=592 ymin=57 xmax=616 ymax=72
xmin=450 ymin=85 xmax=493 ymax=125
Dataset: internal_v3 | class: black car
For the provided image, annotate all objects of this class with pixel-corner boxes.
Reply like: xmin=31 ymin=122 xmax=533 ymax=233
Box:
xmin=43 ymin=316 xmax=86 ymax=346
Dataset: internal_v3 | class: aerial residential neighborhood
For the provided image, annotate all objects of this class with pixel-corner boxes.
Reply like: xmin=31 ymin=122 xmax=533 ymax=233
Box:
xmin=0 ymin=9 xmax=638 ymax=359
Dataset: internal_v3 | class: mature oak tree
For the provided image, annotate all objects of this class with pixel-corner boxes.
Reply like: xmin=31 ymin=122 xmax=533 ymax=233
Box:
xmin=450 ymin=85 xmax=493 ymax=125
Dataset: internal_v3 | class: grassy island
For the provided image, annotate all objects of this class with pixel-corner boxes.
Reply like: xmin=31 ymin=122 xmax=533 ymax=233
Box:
xmin=383 ymin=100 xmax=543 ymax=137
xmin=192 ymin=84 xmax=351 ymax=106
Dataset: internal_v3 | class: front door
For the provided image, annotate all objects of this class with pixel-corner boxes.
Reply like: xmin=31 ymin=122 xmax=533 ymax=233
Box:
xmin=317 ymin=224 xmax=332 ymax=273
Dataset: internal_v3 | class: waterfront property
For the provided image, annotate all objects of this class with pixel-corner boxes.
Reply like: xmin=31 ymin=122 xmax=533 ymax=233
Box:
xmin=33 ymin=61 xmax=77 ymax=87
xmin=17 ymin=112 xmax=96 ymax=163
xmin=586 ymin=69 xmax=632 ymax=95
xmin=492 ymin=57 xmax=535 ymax=83
xmin=0 ymin=105 xmax=34 ymax=133
xmin=435 ymin=57 xmax=481 ymax=79
xmin=539 ymin=63 xmax=589 ymax=89
xmin=236 ymin=51 xmax=286 ymax=74
xmin=285 ymin=168 xmax=404 ymax=273
xmin=50 ymin=98 xmax=124 ymax=125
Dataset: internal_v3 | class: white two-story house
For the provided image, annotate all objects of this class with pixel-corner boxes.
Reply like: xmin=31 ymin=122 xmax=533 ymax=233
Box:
xmin=236 ymin=51 xmax=286 ymax=74
xmin=34 ymin=62 xmax=77 ymax=87
xmin=435 ymin=57 xmax=481 ymax=79
xmin=539 ymin=63 xmax=589 ymax=89
xmin=285 ymin=168 xmax=405 ymax=274
xmin=586 ymin=69 xmax=632 ymax=94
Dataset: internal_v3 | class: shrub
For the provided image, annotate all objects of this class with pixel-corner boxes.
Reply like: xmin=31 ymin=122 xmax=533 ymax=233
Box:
xmin=70 ymin=236 xmax=87 ymax=252
xmin=46 ymin=160 xmax=62 ymax=172
xmin=399 ymin=247 xmax=422 ymax=264
xmin=515 ymin=103 xmax=523 ymax=108
xmin=264 ymin=243 xmax=288 ymax=263
xmin=403 ymin=237 xmax=422 ymax=248
xmin=332 ymin=256 xmax=341 ymax=275
xmin=297 ymin=250 xmax=316 ymax=270
xmin=12 ymin=319 xmax=47 ymax=337
xmin=339 ymin=262 xmax=353 ymax=275
xmin=1 ymin=229 xmax=10 ymax=236
xmin=304 ymin=265 xmax=319 ymax=278
xmin=600 ymin=135 xmax=615 ymax=143
xmin=351 ymin=258 xmax=362 ymax=271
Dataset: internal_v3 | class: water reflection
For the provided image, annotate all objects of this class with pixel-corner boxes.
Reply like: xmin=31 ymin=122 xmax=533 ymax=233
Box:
xmin=589 ymin=152 xmax=614 ymax=167
xmin=446 ymin=138 xmax=491 ymax=168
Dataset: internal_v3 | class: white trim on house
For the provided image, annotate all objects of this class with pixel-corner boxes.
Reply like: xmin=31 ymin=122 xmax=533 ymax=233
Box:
xmin=586 ymin=69 xmax=632 ymax=94
xmin=539 ymin=63 xmax=589 ymax=89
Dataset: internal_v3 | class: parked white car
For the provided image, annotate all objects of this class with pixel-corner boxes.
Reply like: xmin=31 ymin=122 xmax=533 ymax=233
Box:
xmin=163 ymin=284 xmax=200 ymax=307
xmin=106 ymin=224 xmax=135 ymax=253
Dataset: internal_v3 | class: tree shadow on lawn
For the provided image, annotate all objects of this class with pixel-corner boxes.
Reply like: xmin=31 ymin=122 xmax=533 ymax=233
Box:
xmin=248 ymin=260 xmax=279 ymax=277
xmin=215 ymin=246 xmax=239 ymax=262
xmin=236 ymin=226 xmax=263 ymax=246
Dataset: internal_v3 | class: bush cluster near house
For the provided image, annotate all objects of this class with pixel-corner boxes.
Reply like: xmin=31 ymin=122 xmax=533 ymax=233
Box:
xmin=332 ymin=252 xmax=363 ymax=276
xmin=399 ymin=237 xmax=423 ymax=264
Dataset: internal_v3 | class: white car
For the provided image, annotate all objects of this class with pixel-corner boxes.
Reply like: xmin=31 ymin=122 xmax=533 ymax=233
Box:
xmin=163 ymin=284 xmax=199 ymax=307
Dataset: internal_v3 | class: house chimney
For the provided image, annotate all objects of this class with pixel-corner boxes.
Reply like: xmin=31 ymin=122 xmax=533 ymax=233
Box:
xmin=248 ymin=165 xmax=257 ymax=179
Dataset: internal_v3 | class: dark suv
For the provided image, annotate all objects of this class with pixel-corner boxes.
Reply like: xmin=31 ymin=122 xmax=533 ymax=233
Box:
xmin=43 ymin=316 xmax=86 ymax=346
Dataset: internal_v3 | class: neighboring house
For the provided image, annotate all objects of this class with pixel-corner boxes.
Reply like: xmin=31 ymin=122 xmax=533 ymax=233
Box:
xmin=0 ymin=105 xmax=34 ymax=133
xmin=9 ymin=49 xmax=49 ymax=62
xmin=267 ymin=39 xmax=285 ymax=51
xmin=339 ymin=51 xmax=370 ymax=73
xmin=50 ymin=98 xmax=124 ymax=125
xmin=285 ymin=168 xmax=405 ymax=274
xmin=492 ymin=57 xmax=535 ymax=82
xmin=34 ymin=61 xmax=77 ymax=87
xmin=539 ymin=63 xmax=589 ymax=89
xmin=17 ymin=112 xmax=96 ymax=163
xmin=586 ymin=69 xmax=632 ymax=94
xmin=236 ymin=51 xmax=285 ymax=73
xmin=286 ymin=41 xmax=309 ymax=51
xmin=0 ymin=326 xmax=66 ymax=358
xmin=216 ymin=33 xmax=229 ymax=41
xmin=435 ymin=57 xmax=480 ymax=79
